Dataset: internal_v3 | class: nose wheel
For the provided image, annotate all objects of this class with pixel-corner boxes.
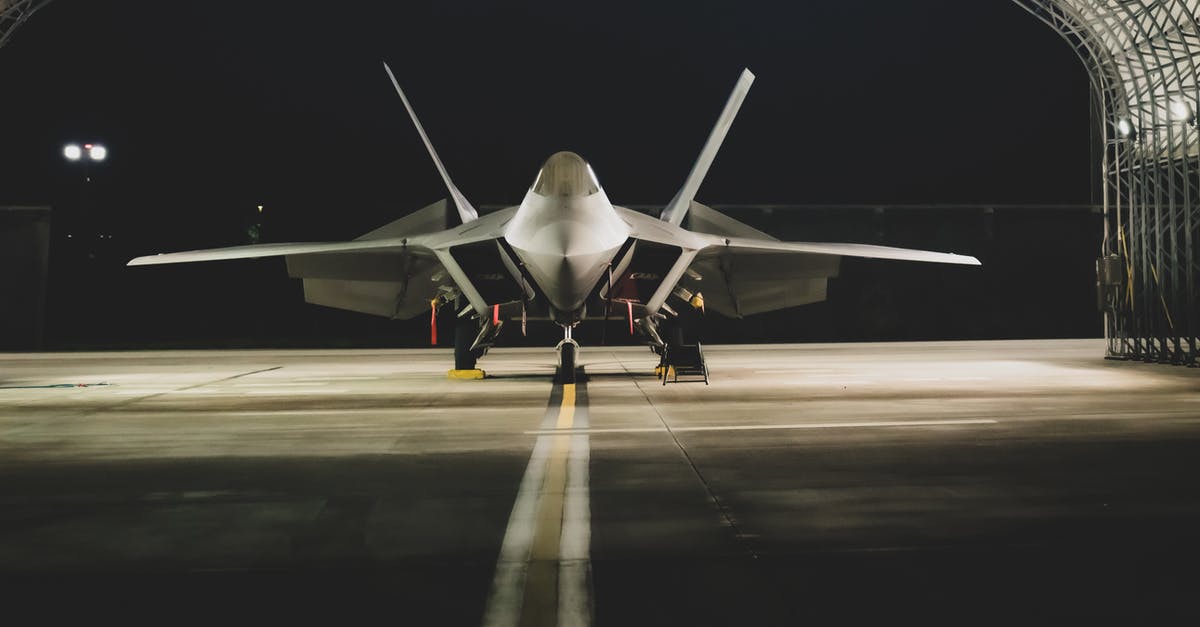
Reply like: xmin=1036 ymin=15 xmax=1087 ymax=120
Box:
xmin=556 ymin=325 xmax=579 ymax=384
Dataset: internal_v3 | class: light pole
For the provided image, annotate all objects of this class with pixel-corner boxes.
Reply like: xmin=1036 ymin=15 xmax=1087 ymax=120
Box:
xmin=63 ymin=142 xmax=107 ymax=181
xmin=61 ymin=141 xmax=109 ymax=253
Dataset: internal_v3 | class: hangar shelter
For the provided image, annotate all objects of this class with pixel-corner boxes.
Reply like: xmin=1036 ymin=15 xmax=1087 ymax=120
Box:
xmin=1018 ymin=1 xmax=1200 ymax=365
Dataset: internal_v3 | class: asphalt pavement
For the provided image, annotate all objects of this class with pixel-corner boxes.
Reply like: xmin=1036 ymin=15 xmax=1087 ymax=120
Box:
xmin=1 ymin=339 xmax=1197 ymax=624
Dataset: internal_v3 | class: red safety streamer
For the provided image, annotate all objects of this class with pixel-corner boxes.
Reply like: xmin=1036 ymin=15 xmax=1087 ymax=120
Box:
xmin=430 ymin=299 xmax=438 ymax=345
xmin=493 ymin=303 xmax=500 ymax=326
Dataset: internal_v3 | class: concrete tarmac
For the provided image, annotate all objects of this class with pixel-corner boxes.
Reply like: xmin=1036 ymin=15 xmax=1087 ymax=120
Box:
xmin=1 ymin=339 xmax=1198 ymax=624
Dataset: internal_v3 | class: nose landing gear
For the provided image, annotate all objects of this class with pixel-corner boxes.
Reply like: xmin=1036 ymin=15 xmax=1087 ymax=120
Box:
xmin=556 ymin=325 xmax=579 ymax=384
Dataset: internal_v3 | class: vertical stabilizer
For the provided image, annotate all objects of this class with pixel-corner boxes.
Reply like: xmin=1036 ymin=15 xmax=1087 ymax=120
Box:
xmin=659 ymin=68 xmax=755 ymax=226
xmin=383 ymin=62 xmax=479 ymax=224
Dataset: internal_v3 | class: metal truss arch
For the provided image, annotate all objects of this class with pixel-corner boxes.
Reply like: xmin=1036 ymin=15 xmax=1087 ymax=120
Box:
xmin=0 ymin=0 xmax=52 ymax=50
xmin=1015 ymin=0 xmax=1200 ymax=365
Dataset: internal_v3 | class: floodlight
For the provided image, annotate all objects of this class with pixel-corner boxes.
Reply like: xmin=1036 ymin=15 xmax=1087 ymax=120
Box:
xmin=88 ymin=144 xmax=107 ymax=161
xmin=63 ymin=144 xmax=82 ymax=161
xmin=1117 ymin=118 xmax=1136 ymax=138
xmin=1169 ymin=98 xmax=1195 ymax=123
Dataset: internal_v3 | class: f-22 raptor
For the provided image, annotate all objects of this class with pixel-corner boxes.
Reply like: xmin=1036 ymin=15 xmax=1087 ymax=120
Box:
xmin=130 ymin=65 xmax=980 ymax=382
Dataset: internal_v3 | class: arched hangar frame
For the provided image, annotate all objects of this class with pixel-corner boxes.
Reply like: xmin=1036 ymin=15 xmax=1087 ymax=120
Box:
xmin=1015 ymin=0 xmax=1199 ymax=365
xmin=0 ymin=0 xmax=51 ymax=50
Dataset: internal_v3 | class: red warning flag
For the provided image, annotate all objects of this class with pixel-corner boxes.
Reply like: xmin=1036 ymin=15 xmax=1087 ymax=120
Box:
xmin=430 ymin=299 xmax=438 ymax=345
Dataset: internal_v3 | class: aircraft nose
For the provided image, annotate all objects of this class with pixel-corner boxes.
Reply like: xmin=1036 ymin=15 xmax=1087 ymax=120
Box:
xmin=538 ymin=219 xmax=600 ymax=257
xmin=516 ymin=241 xmax=620 ymax=313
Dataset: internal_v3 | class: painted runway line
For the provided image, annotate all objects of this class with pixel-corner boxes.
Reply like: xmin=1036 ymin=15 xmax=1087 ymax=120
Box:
xmin=244 ymin=388 xmax=348 ymax=395
xmin=525 ymin=418 xmax=997 ymax=436
xmin=483 ymin=376 xmax=592 ymax=627
xmin=293 ymin=376 xmax=382 ymax=382
xmin=232 ymin=382 xmax=331 ymax=388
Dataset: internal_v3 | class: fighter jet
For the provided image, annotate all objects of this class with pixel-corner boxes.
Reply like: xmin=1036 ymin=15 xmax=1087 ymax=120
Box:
xmin=129 ymin=64 xmax=980 ymax=382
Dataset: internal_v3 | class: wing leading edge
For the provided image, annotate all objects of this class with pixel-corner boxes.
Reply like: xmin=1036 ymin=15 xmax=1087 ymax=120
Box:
xmin=128 ymin=206 xmax=517 ymax=319
xmin=127 ymin=239 xmax=416 ymax=266
xmin=700 ymin=236 xmax=981 ymax=266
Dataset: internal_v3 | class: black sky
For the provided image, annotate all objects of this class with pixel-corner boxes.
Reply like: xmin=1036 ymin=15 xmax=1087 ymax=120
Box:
xmin=1 ymin=1 xmax=1090 ymax=236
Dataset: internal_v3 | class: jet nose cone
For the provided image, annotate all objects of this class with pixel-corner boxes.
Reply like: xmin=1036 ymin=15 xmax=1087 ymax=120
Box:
xmin=517 ymin=243 xmax=621 ymax=313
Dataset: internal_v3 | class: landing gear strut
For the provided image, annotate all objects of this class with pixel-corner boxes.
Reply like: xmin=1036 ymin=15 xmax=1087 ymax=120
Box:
xmin=556 ymin=325 xmax=579 ymax=384
xmin=454 ymin=303 xmax=484 ymax=371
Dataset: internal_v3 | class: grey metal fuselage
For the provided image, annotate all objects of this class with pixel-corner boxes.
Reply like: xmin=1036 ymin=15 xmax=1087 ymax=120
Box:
xmin=504 ymin=151 xmax=628 ymax=325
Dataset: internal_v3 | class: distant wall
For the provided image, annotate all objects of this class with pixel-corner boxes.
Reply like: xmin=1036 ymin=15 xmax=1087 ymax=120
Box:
xmin=0 ymin=206 xmax=51 ymax=350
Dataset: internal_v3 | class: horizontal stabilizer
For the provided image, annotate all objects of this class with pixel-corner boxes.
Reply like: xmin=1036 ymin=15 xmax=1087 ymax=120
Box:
xmin=684 ymin=201 xmax=777 ymax=241
xmin=356 ymin=199 xmax=452 ymax=240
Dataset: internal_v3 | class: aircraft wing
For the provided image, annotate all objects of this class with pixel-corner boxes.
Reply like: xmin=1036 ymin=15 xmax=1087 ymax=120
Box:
xmin=127 ymin=239 xmax=423 ymax=265
xmin=684 ymin=235 xmax=979 ymax=317
xmin=617 ymin=205 xmax=980 ymax=318
xmin=128 ymin=204 xmax=521 ymax=319
xmin=699 ymin=236 xmax=981 ymax=266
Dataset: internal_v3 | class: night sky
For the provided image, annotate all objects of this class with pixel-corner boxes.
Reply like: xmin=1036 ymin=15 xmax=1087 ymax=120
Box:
xmin=0 ymin=1 xmax=1099 ymax=348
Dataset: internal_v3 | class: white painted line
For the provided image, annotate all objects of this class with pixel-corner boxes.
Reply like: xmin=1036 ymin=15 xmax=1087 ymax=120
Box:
xmin=527 ymin=426 xmax=665 ymax=435
xmin=558 ymin=431 xmax=591 ymax=627
xmin=525 ymin=418 xmax=997 ymax=435
xmin=482 ymin=387 xmax=565 ymax=627
xmin=900 ymin=376 xmax=992 ymax=382
xmin=244 ymin=388 xmax=347 ymax=395
xmin=293 ymin=376 xmax=382 ymax=382
xmin=483 ymin=385 xmax=592 ymax=627
xmin=482 ymin=434 xmax=554 ymax=627
xmin=232 ymin=382 xmax=329 ymax=387
xmin=221 ymin=409 xmax=399 ymax=417
xmin=673 ymin=419 xmax=997 ymax=432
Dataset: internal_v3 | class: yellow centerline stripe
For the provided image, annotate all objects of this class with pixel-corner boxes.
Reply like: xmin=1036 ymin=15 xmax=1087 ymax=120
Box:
xmin=557 ymin=384 xmax=576 ymax=429
xmin=519 ymin=383 xmax=576 ymax=627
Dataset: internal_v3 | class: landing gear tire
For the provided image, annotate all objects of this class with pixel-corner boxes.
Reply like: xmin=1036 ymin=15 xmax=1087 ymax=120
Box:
xmin=556 ymin=339 xmax=578 ymax=384
xmin=454 ymin=314 xmax=483 ymax=371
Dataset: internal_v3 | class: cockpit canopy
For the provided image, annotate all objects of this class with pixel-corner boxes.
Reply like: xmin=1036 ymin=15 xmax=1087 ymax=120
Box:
xmin=531 ymin=151 xmax=601 ymax=197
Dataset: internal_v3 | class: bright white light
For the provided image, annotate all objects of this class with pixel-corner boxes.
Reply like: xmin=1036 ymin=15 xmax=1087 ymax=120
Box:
xmin=1117 ymin=118 xmax=1135 ymax=137
xmin=88 ymin=144 xmax=107 ymax=161
xmin=63 ymin=144 xmax=82 ymax=161
xmin=1170 ymin=99 xmax=1195 ymax=122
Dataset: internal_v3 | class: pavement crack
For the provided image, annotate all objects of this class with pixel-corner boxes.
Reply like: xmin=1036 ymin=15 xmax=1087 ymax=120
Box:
xmin=615 ymin=353 xmax=760 ymax=560
xmin=0 ymin=366 xmax=285 ymax=438
xmin=98 ymin=366 xmax=284 ymax=412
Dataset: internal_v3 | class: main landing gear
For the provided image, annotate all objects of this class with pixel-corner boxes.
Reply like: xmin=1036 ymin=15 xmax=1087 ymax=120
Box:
xmin=556 ymin=325 xmax=579 ymax=384
xmin=453 ymin=308 xmax=486 ymax=373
